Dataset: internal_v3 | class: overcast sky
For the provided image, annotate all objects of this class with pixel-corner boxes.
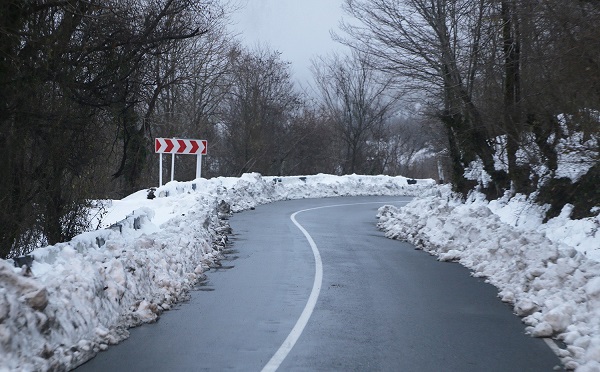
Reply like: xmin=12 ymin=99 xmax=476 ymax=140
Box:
xmin=229 ymin=0 xmax=350 ymax=88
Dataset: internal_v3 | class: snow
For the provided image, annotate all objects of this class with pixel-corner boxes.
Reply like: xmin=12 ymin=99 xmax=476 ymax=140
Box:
xmin=0 ymin=173 xmax=433 ymax=371
xmin=555 ymin=113 xmax=599 ymax=183
xmin=487 ymin=192 xmax=600 ymax=260
xmin=465 ymin=124 xmax=598 ymax=189
xmin=377 ymin=185 xmax=600 ymax=371
xmin=3 ymin=170 xmax=599 ymax=371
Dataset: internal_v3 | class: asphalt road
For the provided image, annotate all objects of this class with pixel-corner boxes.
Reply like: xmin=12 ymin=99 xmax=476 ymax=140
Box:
xmin=77 ymin=196 xmax=562 ymax=371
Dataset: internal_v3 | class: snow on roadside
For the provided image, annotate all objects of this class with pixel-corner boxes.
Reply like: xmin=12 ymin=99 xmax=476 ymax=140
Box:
xmin=1 ymin=173 xmax=434 ymax=371
xmin=377 ymin=187 xmax=600 ymax=371
xmin=487 ymin=193 xmax=600 ymax=261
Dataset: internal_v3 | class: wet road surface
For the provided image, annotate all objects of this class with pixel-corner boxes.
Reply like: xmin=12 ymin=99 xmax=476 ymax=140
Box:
xmin=77 ymin=196 xmax=562 ymax=371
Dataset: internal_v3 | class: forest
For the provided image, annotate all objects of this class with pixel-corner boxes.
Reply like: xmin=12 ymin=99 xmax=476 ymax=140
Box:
xmin=0 ymin=0 xmax=598 ymax=258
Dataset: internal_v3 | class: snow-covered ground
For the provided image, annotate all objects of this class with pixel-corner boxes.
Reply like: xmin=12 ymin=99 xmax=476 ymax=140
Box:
xmin=0 ymin=174 xmax=433 ymax=371
xmin=377 ymin=186 xmax=600 ymax=371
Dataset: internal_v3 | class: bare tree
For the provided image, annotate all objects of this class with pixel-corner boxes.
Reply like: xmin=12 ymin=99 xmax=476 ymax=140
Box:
xmin=145 ymin=15 xmax=237 ymax=181
xmin=0 ymin=0 xmax=226 ymax=257
xmin=338 ymin=0 xmax=600 ymax=217
xmin=217 ymin=46 xmax=302 ymax=176
xmin=337 ymin=0 xmax=509 ymax=194
xmin=281 ymin=106 xmax=340 ymax=175
xmin=312 ymin=51 xmax=401 ymax=174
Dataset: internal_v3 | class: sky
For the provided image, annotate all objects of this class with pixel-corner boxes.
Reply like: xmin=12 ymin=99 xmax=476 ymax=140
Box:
xmin=229 ymin=0 xmax=350 ymax=88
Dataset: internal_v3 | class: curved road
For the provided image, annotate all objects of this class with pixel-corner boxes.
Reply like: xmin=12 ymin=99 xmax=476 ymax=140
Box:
xmin=78 ymin=196 xmax=562 ymax=371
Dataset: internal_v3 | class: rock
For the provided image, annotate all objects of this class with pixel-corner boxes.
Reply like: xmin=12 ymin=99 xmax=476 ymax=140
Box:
xmin=0 ymin=295 xmax=9 ymax=322
xmin=218 ymin=200 xmax=231 ymax=214
xmin=147 ymin=188 xmax=156 ymax=199
xmin=21 ymin=288 xmax=49 ymax=311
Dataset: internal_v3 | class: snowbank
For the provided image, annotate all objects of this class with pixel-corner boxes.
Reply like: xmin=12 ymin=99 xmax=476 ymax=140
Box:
xmin=1 ymin=173 xmax=434 ymax=371
xmin=377 ymin=187 xmax=600 ymax=371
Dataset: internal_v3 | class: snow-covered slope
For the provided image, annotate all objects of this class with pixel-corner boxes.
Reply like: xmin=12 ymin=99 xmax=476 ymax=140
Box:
xmin=1 ymin=173 xmax=433 ymax=371
xmin=377 ymin=187 xmax=600 ymax=371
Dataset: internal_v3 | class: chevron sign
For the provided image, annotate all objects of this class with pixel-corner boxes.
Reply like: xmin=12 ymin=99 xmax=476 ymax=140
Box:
xmin=155 ymin=138 xmax=207 ymax=155
xmin=155 ymin=138 xmax=208 ymax=186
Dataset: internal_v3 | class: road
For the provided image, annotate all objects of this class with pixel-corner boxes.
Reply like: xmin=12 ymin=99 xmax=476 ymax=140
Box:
xmin=77 ymin=196 xmax=562 ymax=371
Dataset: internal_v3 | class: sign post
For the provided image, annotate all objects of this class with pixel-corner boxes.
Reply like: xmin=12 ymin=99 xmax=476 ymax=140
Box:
xmin=196 ymin=154 xmax=202 ymax=179
xmin=171 ymin=153 xmax=175 ymax=182
xmin=159 ymin=153 xmax=163 ymax=186
xmin=155 ymin=138 xmax=207 ymax=187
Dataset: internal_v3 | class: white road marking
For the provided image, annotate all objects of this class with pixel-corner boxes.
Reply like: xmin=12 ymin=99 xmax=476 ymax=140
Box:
xmin=260 ymin=208 xmax=322 ymax=372
xmin=261 ymin=200 xmax=409 ymax=372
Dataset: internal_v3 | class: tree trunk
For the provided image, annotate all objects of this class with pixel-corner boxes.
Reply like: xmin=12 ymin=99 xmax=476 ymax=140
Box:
xmin=502 ymin=0 xmax=529 ymax=193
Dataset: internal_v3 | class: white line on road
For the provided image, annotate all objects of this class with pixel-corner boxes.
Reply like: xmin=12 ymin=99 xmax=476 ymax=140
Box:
xmin=261 ymin=200 xmax=409 ymax=372
xmin=260 ymin=207 xmax=323 ymax=372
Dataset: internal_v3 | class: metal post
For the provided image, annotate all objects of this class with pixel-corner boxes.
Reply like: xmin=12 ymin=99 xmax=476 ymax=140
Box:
xmin=159 ymin=154 xmax=163 ymax=187
xmin=196 ymin=154 xmax=202 ymax=179
xmin=171 ymin=153 xmax=175 ymax=182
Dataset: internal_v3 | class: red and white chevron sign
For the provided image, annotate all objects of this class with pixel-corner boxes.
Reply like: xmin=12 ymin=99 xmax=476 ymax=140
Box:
xmin=155 ymin=138 xmax=207 ymax=155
